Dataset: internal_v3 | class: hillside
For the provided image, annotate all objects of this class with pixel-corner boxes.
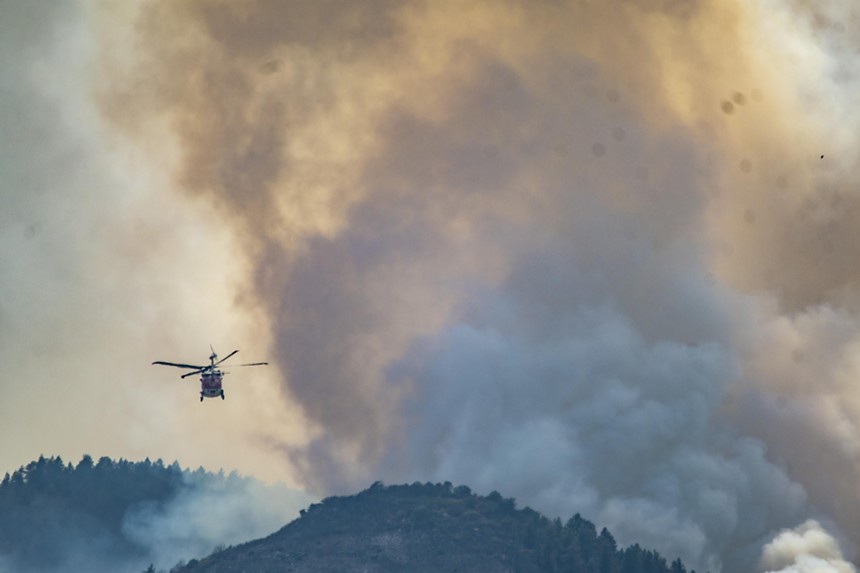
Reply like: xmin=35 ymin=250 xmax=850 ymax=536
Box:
xmin=180 ymin=481 xmax=694 ymax=573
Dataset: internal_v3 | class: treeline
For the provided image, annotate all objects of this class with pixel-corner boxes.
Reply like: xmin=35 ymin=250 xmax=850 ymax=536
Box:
xmin=0 ymin=455 xmax=201 ymax=572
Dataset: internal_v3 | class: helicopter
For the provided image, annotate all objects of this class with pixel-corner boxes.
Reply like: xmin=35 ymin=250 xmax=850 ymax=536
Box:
xmin=152 ymin=346 xmax=268 ymax=402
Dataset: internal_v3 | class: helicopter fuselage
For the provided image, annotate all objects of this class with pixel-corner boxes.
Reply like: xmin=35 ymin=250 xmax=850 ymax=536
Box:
xmin=200 ymin=370 xmax=224 ymax=400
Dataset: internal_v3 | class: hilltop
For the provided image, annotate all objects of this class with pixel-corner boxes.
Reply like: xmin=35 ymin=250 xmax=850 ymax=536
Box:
xmin=180 ymin=481 xmax=694 ymax=573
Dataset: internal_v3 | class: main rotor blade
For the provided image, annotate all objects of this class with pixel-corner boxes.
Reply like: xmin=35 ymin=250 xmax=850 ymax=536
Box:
xmin=233 ymin=362 xmax=268 ymax=367
xmin=215 ymin=350 xmax=239 ymax=366
xmin=152 ymin=361 xmax=207 ymax=369
xmin=181 ymin=368 xmax=207 ymax=379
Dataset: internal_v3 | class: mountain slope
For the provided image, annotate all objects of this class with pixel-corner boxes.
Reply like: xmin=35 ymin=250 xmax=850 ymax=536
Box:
xmin=181 ymin=482 xmax=694 ymax=573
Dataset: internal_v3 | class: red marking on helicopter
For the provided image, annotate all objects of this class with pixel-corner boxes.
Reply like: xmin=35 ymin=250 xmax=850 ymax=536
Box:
xmin=152 ymin=346 xmax=268 ymax=402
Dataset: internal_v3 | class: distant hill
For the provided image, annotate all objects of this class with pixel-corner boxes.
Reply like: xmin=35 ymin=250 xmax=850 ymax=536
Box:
xmin=0 ymin=459 xmax=696 ymax=573
xmin=179 ymin=481 xmax=695 ymax=573
xmin=0 ymin=455 xmax=309 ymax=573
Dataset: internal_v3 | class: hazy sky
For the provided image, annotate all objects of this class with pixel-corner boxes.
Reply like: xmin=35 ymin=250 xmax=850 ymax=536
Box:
xmin=3 ymin=1 xmax=860 ymax=572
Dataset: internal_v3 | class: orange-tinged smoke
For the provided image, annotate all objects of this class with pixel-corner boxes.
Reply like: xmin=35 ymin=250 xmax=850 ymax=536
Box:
xmin=90 ymin=1 xmax=860 ymax=571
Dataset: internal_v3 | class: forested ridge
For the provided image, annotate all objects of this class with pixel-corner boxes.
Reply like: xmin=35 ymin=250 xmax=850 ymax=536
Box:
xmin=1 ymin=457 xmax=698 ymax=573
xmin=1 ymin=456 xmax=176 ymax=570
xmin=181 ymin=481 xmax=698 ymax=573
xmin=0 ymin=455 xmax=262 ymax=573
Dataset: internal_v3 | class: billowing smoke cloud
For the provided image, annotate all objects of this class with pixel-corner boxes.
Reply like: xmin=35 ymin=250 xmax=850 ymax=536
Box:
xmin=760 ymin=520 xmax=857 ymax=573
xmin=85 ymin=0 xmax=860 ymax=571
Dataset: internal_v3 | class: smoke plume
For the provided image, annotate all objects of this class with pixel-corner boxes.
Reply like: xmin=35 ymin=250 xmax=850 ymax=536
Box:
xmin=760 ymin=520 xmax=856 ymax=573
xmin=80 ymin=0 xmax=860 ymax=571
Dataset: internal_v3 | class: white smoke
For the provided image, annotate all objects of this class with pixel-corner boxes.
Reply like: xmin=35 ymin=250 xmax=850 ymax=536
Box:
xmin=122 ymin=470 xmax=314 ymax=571
xmin=760 ymin=520 xmax=856 ymax=573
